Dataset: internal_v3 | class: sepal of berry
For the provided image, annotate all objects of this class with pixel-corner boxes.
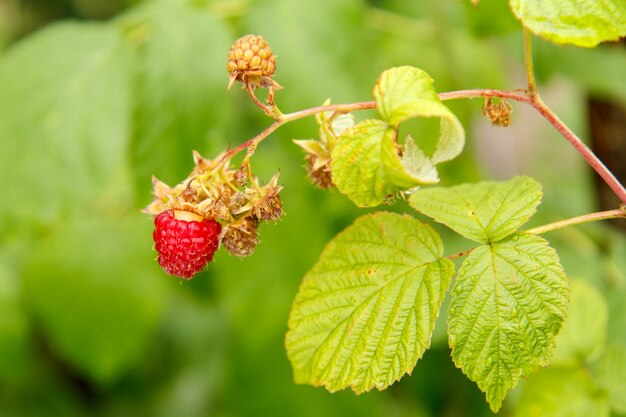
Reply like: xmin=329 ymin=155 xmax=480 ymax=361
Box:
xmin=153 ymin=210 xmax=222 ymax=279
xmin=222 ymin=217 xmax=259 ymax=257
xmin=482 ymin=97 xmax=513 ymax=127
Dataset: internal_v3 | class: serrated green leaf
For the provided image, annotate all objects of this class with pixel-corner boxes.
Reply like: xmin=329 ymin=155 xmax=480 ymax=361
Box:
xmin=553 ymin=280 xmax=608 ymax=366
xmin=510 ymin=0 xmax=626 ymax=47
xmin=448 ymin=234 xmax=569 ymax=412
xmin=373 ymin=66 xmax=465 ymax=164
xmin=409 ymin=176 xmax=543 ymax=243
xmin=513 ymin=367 xmax=610 ymax=417
xmin=23 ymin=216 xmax=166 ymax=383
xmin=593 ymin=345 xmax=626 ymax=413
xmin=286 ymin=212 xmax=454 ymax=394
xmin=0 ymin=22 xmax=132 ymax=234
xmin=331 ymin=120 xmax=436 ymax=207
xmin=401 ymin=135 xmax=439 ymax=184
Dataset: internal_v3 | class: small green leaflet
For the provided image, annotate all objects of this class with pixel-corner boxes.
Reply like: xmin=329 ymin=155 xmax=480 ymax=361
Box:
xmin=510 ymin=0 xmax=626 ymax=47
xmin=331 ymin=120 xmax=438 ymax=207
xmin=286 ymin=212 xmax=454 ymax=394
xmin=373 ymin=66 xmax=465 ymax=165
xmin=553 ymin=280 xmax=608 ymax=366
xmin=448 ymin=234 xmax=569 ymax=412
xmin=409 ymin=176 xmax=543 ymax=243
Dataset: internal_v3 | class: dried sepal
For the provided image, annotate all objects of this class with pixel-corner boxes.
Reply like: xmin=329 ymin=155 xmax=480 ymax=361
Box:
xmin=482 ymin=97 xmax=513 ymax=127
xmin=222 ymin=217 xmax=259 ymax=257
xmin=294 ymin=100 xmax=355 ymax=189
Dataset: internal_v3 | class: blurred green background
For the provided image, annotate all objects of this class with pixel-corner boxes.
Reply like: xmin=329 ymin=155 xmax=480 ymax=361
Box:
xmin=1 ymin=0 xmax=626 ymax=416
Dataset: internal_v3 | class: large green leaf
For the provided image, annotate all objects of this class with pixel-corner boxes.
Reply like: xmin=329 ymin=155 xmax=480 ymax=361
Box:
xmin=286 ymin=212 xmax=454 ymax=393
xmin=448 ymin=234 xmax=569 ymax=412
xmin=331 ymin=120 xmax=437 ymax=207
xmin=120 ymin=1 xmax=233 ymax=194
xmin=553 ymin=280 xmax=608 ymax=366
xmin=373 ymin=66 xmax=465 ymax=164
xmin=409 ymin=176 xmax=543 ymax=243
xmin=513 ymin=368 xmax=610 ymax=417
xmin=23 ymin=216 xmax=167 ymax=383
xmin=0 ymin=22 xmax=132 ymax=235
xmin=510 ymin=0 xmax=626 ymax=47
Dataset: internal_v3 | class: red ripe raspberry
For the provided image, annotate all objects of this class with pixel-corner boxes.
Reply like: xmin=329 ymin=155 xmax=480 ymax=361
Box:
xmin=153 ymin=210 xmax=222 ymax=279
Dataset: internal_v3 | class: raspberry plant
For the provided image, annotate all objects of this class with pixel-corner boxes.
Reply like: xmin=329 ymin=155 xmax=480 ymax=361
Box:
xmin=141 ymin=0 xmax=626 ymax=413
xmin=1 ymin=0 xmax=625 ymax=415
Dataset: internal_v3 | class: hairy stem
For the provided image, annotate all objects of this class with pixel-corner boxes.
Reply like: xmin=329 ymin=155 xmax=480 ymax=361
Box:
xmin=280 ymin=101 xmax=376 ymax=122
xmin=220 ymin=101 xmax=376 ymax=163
xmin=520 ymin=30 xmax=626 ymax=203
xmin=529 ymin=97 xmax=626 ymax=203
xmin=438 ymin=89 xmax=530 ymax=103
xmin=523 ymin=28 xmax=538 ymax=97
xmin=525 ymin=207 xmax=626 ymax=235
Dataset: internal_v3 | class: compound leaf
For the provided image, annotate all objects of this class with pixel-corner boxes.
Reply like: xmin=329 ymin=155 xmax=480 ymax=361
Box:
xmin=448 ymin=234 xmax=569 ymax=412
xmin=373 ymin=66 xmax=464 ymax=164
xmin=509 ymin=0 xmax=626 ymax=47
xmin=286 ymin=212 xmax=453 ymax=394
xmin=409 ymin=176 xmax=542 ymax=243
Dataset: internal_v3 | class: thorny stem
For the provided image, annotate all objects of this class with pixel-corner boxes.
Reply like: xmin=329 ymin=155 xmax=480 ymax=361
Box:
xmin=447 ymin=206 xmax=626 ymax=260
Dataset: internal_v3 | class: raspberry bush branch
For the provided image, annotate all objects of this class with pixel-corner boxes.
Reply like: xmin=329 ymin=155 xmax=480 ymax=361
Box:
xmin=147 ymin=28 xmax=625 ymax=280
xmin=225 ymin=31 xmax=626 ymax=206
xmin=522 ymin=29 xmax=626 ymax=205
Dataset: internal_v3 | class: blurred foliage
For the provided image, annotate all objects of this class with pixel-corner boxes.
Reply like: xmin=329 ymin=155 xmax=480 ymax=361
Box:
xmin=0 ymin=0 xmax=625 ymax=416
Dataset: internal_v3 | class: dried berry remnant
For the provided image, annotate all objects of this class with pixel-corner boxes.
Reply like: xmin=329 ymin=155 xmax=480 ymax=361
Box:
xmin=227 ymin=34 xmax=281 ymax=92
xmin=307 ymin=158 xmax=334 ymax=189
xmin=294 ymin=105 xmax=354 ymax=189
xmin=222 ymin=217 xmax=259 ymax=257
xmin=254 ymin=192 xmax=283 ymax=221
xmin=483 ymin=97 xmax=513 ymax=127
xmin=153 ymin=210 xmax=222 ymax=279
